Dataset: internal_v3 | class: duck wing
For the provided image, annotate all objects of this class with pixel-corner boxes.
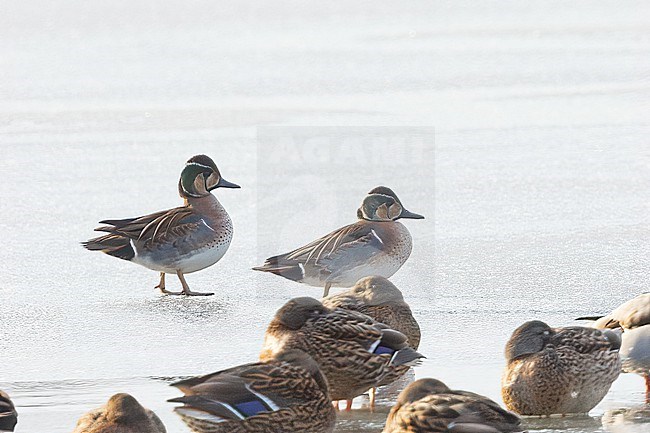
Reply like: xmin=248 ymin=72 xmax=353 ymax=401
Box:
xmin=551 ymin=326 xmax=619 ymax=353
xmin=254 ymin=222 xmax=383 ymax=281
xmin=445 ymin=392 xmax=521 ymax=428
xmin=386 ymin=393 xmax=521 ymax=433
xmin=95 ymin=206 xmax=196 ymax=243
xmin=169 ymin=361 xmax=322 ymax=422
xmin=309 ymin=308 xmax=381 ymax=345
xmin=321 ymin=291 xmax=365 ymax=311
xmin=608 ymin=293 xmax=650 ymax=329
xmin=84 ymin=206 xmax=210 ymax=259
xmin=311 ymin=310 xmax=423 ymax=367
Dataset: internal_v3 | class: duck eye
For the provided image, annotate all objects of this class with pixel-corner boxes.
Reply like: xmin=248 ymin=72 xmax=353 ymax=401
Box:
xmin=311 ymin=309 xmax=321 ymax=315
xmin=543 ymin=330 xmax=550 ymax=336
xmin=205 ymin=171 xmax=220 ymax=190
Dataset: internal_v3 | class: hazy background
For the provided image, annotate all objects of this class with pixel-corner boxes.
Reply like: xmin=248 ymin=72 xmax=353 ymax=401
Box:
xmin=1 ymin=1 xmax=649 ymax=432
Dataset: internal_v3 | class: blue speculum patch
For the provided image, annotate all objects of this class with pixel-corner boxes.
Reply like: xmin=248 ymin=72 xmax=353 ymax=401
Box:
xmin=235 ymin=399 xmax=270 ymax=417
xmin=374 ymin=345 xmax=395 ymax=356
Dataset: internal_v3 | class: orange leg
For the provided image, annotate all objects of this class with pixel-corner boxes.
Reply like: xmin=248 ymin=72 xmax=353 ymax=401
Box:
xmin=322 ymin=283 xmax=332 ymax=298
xmin=369 ymin=387 xmax=376 ymax=412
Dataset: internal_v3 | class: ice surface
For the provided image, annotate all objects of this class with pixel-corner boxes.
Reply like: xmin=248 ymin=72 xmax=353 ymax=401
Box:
xmin=1 ymin=1 xmax=649 ymax=432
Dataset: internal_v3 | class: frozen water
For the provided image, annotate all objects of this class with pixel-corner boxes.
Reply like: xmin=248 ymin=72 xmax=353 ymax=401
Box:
xmin=1 ymin=1 xmax=649 ymax=432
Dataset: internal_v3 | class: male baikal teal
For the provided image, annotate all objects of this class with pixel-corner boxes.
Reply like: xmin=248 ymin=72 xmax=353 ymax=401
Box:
xmin=83 ymin=155 xmax=240 ymax=296
xmin=253 ymin=186 xmax=424 ymax=297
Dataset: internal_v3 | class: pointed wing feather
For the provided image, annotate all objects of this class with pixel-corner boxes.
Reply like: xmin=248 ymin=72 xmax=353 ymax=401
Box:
xmin=316 ymin=227 xmax=384 ymax=279
xmin=254 ymin=222 xmax=382 ymax=280
xmin=170 ymin=395 xmax=248 ymax=422
xmin=171 ymin=362 xmax=264 ymax=393
xmin=285 ymin=223 xmax=364 ymax=264
xmin=97 ymin=210 xmax=169 ymax=237
xmin=95 ymin=207 xmax=197 ymax=243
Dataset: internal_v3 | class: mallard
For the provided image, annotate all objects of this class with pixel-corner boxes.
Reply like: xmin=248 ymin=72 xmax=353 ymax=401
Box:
xmin=168 ymin=349 xmax=336 ymax=433
xmin=578 ymin=293 xmax=650 ymax=401
xmin=83 ymin=154 xmax=240 ymax=296
xmin=0 ymin=391 xmax=17 ymax=432
xmin=501 ymin=320 xmax=621 ymax=415
xmin=72 ymin=393 xmax=165 ymax=433
xmin=383 ymin=378 xmax=522 ymax=433
xmin=253 ymin=186 xmax=424 ymax=297
xmin=322 ymin=276 xmax=420 ymax=349
xmin=322 ymin=276 xmax=422 ymax=406
xmin=260 ymin=297 xmax=424 ymax=411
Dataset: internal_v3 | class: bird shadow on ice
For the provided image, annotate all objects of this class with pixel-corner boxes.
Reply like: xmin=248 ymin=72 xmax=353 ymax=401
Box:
xmin=148 ymin=296 xmax=235 ymax=323
xmin=108 ymin=296 xmax=235 ymax=324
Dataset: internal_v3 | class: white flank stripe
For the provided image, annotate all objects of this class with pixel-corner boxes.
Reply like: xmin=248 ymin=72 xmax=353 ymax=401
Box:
xmin=370 ymin=229 xmax=384 ymax=245
xmin=176 ymin=406 xmax=238 ymax=422
xmin=201 ymin=219 xmax=216 ymax=232
xmin=369 ymin=338 xmax=381 ymax=353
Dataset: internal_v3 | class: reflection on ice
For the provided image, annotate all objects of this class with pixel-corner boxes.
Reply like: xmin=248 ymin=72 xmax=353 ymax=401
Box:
xmin=334 ymin=408 xmax=387 ymax=433
xmin=520 ymin=414 xmax=602 ymax=432
xmin=602 ymin=406 xmax=650 ymax=433
xmin=1 ymin=0 xmax=649 ymax=432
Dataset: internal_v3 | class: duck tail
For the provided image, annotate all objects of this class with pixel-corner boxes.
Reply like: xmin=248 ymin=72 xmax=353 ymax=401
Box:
xmin=252 ymin=255 xmax=304 ymax=282
xmin=372 ymin=328 xmax=425 ymax=367
xmin=0 ymin=393 xmax=17 ymax=432
xmin=168 ymin=395 xmax=245 ymax=422
xmin=575 ymin=315 xmax=604 ymax=321
xmin=391 ymin=347 xmax=425 ymax=367
xmin=82 ymin=234 xmax=135 ymax=261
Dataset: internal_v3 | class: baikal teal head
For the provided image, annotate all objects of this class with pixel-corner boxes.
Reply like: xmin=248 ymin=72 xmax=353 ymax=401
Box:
xmin=178 ymin=154 xmax=240 ymax=198
xmin=357 ymin=186 xmax=424 ymax=221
